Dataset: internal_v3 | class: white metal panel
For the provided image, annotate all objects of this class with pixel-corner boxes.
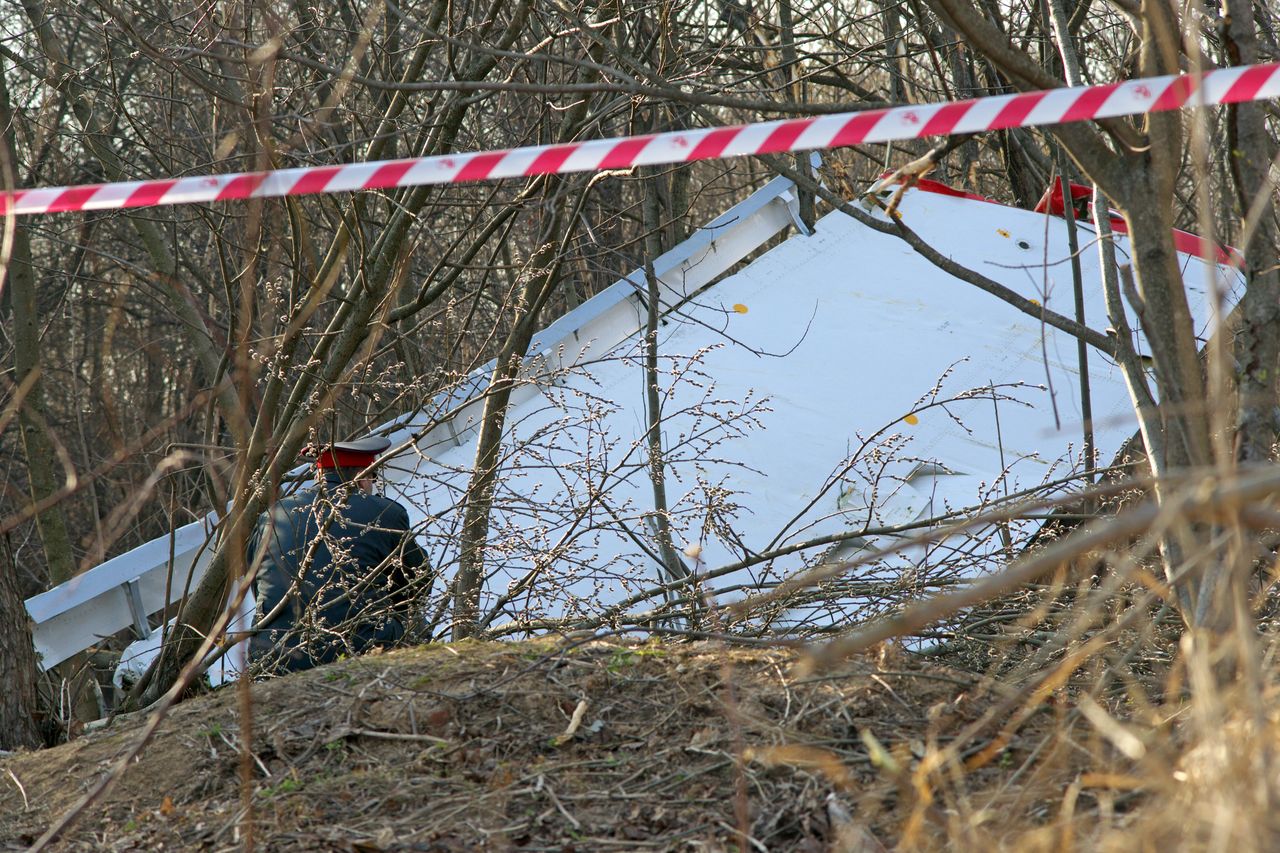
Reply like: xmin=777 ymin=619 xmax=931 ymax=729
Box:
xmin=379 ymin=186 xmax=1242 ymax=630
xmin=27 ymin=175 xmax=1246 ymax=672
xmin=383 ymin=174 xmax=805 ymax=460
xmin=25 ymin=518 xmax=214 ymax=669
xmin=26 ymin=175 xmax=805 ymax=672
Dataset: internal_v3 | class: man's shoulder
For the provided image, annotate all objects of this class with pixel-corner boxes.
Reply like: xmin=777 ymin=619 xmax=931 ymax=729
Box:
xmin=259 ymin=487 xmax=318 ymax=519
xmin=350 ymin=493 xmax=411 ymax=524
xmin=361 ymin=491 xmax=409 ymax=512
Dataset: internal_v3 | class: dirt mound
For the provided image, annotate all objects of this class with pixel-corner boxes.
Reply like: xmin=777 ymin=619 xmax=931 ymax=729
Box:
xmin=1 ymin=638 xmax=1041 ymax=851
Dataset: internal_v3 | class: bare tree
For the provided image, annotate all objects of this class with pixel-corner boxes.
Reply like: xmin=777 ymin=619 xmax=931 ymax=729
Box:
xmin=0 ymin=532 xmax=42 ymax=749
xmin=913 ymin=0 xmax=1278 ymax=641
xmin=3 ymin=0 xmax=1279 ymax=734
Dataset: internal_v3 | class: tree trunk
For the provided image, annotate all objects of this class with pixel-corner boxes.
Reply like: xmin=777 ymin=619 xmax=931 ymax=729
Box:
xmin=640 ymin=166 xmax=692 ymax=617
xmin=8 ymin=231 xmax=77 ymax=588
xmin=1121 ymin=176 xmax=1212 ymax=472
xmin=0 ymin=533 xmax=43 ymax=751
xmin=1223 ymin=0 xmax=1280 ymax=464
xmin=453 ymin=181 xmax=584 ymax=639
xmin=0 ymin=57 xmax=77 ymax=589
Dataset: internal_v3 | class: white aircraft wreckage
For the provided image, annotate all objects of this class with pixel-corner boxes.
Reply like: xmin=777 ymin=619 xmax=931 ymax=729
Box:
xmin=23 ymin=170 xmax=1243 ymax=686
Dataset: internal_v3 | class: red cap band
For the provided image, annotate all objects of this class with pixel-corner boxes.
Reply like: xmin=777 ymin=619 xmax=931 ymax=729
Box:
xmin=315 ymin=449 xmax=379 ymax=470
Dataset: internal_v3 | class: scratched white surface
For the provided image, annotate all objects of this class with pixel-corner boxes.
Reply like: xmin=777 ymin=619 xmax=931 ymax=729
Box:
xmin=379 ymin=186 xmax=1239 ymax=632
xmin=110 ymin=184 xmax=1240 ymax=683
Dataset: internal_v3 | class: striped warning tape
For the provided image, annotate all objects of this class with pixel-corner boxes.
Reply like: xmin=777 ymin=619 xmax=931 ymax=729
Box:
xmin=5 ymin=63 xmax=1278 ymax=216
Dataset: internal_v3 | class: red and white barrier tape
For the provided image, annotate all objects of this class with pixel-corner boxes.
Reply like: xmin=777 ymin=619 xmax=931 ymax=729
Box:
xmin=5 ymin=63 xmax=1279 ymax=216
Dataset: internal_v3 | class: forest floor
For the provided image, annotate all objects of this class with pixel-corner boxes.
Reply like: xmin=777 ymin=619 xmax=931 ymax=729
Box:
xmin=0 ymin=630 xmax=1165 ymax=852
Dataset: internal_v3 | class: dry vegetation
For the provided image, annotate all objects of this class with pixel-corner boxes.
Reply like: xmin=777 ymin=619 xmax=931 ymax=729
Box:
xmin=7 ymin=584 xmax=1280 ymax=853
xmin=1 ymin=638 xmax=1056 ymax=851
xmin=5 ymin=0 xmax=1280 ymax=849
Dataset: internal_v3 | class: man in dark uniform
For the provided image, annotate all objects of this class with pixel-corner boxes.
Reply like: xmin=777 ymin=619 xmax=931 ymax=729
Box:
xmin=247 ymin=435 xmax=430 ymax=674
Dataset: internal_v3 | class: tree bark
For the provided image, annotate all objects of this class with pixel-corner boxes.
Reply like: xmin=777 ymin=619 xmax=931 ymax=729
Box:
xmin=1121 ymin=170 xmax=1212 ymax=472
xmin=1223 ymin=0 xmax=1280 ymax=464
xmin=0 ymin=533 xmax=43 ymax=750
xmin=641 ymin=166 xmax=691 ymax=607
xmin=453 ymin=179 xmax=586 ymax=638
xmin=0 ymin=56 xmax=76 ymax=589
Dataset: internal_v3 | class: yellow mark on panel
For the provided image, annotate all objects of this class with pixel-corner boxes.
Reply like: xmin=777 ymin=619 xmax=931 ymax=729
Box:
xmin=903 ymin=414 xmax=919 ymax=425
xmin=733 ymin=304 xmax=749 ymax=314
xmin=996 ymin=228 xmax=1010 ymax=238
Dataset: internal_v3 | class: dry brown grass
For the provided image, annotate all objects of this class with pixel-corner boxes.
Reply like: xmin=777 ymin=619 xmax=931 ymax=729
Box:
xmin=0 ymin=637 xmax=1061 ymax=851
xmin=9 ymin=469 xmax=1280 ymax=852
xmin=3 ymin=615 xmax=1272 ymax=852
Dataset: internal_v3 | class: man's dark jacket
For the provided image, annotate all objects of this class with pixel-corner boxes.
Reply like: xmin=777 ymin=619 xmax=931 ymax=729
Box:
xmin=248 ymin=474 xmax=429 ymax=673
